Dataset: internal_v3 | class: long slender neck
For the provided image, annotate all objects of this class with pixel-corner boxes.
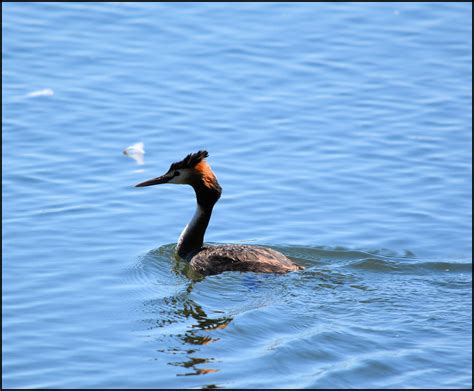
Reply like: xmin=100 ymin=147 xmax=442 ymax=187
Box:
xmin=177 ymin=182 xmax=221 ymax=259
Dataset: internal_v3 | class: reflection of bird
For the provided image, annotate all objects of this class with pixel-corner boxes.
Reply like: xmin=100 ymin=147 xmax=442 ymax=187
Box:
xmin=123 ymin=142 xmax=145 ymax=165
xmin=135 ymin=150 xmax=303 ymax=275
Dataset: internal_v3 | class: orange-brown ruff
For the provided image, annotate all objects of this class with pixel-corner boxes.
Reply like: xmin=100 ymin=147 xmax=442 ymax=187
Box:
xmin=135 ymin=150 xmax=303 ymax=276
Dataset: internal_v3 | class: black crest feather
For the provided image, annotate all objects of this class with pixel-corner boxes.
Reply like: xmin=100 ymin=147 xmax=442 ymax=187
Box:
xmin=170 ymin=150 xmax=209 ymax=170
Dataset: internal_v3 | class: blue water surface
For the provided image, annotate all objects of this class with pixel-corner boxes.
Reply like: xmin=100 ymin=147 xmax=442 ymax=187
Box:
xmin=2 ymin=2 xmax=472 ymax=389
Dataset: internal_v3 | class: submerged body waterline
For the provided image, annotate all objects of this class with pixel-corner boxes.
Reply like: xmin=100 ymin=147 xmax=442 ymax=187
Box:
xmin=135 ymin=150 xmax=303 ymax=275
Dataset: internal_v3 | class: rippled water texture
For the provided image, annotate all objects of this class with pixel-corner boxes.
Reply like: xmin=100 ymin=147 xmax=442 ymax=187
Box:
xmin=2 ymin=2 xmax=472 ymax=389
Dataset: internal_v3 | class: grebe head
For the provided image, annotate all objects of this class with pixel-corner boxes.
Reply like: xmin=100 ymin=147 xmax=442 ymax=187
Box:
xmin=135 ymin=150 xmax=220 ymax=194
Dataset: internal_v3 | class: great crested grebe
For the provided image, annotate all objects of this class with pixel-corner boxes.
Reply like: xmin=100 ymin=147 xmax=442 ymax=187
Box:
xmin=135 ymin=150 xmax=303 ymax=276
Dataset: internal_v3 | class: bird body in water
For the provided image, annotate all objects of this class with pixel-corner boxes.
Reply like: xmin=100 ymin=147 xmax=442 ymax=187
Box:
xmin=135 ymin=150 xmax=303 ymax=276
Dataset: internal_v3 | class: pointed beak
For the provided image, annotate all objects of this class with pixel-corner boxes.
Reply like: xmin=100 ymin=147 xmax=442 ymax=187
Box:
xmin=135 ymin=174 xmax=170 ymax=187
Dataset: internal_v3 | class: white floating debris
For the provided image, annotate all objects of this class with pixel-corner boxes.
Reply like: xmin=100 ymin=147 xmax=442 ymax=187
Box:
xmin=26 ymin=88 xmax=54 ymax=98
xmin=123 ymin=142 xmax=145 ymax=165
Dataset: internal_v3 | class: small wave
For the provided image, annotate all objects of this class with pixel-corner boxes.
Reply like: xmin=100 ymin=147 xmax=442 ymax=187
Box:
xmin=349 ymin=258 xmax=403 ymax=272
xmin=281 ymin=244 xmax=419 ymax=262
xmin=270 ymin=245 xmax=471 ymax=275
xmin=348 ymin=258 xmax=472 ymax=273
xmin=275 ymin=244 xmax=388 ymax=264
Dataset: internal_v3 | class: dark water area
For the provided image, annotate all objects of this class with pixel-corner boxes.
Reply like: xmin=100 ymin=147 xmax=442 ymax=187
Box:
xmin=3 ymin=2 xmax=472 ymax=388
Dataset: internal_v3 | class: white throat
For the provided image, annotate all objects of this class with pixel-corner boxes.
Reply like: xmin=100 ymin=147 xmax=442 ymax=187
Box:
xmin=177 ymin=204 xmax=206 ymax=254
